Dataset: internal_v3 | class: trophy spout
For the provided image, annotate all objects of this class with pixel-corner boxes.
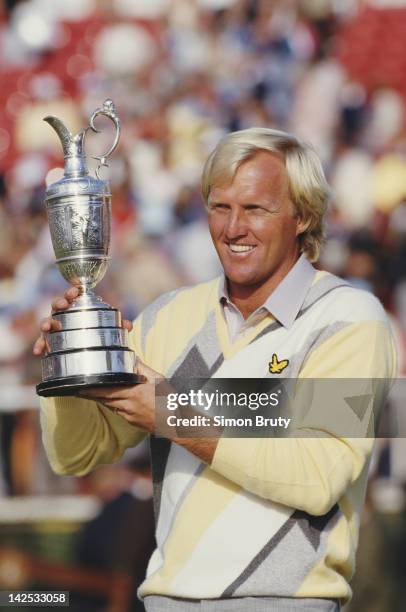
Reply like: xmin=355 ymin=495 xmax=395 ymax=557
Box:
xmin=44 ymin=116 xmax=88 ymax=177
xmin=43 ymin=116 xmax=73 ymax=157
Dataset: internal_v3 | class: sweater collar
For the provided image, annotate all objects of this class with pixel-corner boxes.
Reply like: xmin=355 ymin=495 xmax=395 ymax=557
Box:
xmin=219 ymin=253 xmax=316 ymax=329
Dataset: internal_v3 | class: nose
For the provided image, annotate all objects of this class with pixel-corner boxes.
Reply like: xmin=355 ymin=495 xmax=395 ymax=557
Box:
xmin=224 ymin=208 xmax=248 ymax=241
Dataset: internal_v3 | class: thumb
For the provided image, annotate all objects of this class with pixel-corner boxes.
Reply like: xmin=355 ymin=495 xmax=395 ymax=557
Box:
xmin=136 ymin=359 xmax=162 ymax=383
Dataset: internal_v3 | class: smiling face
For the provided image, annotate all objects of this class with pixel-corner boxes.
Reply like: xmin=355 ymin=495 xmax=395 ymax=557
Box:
xmin=207 ymin=151 xmax=305 ymax=302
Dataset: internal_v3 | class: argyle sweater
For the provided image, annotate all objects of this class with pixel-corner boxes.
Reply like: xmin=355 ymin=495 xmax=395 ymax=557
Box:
xmin=40 ymin=270 xmax=396 ymax=604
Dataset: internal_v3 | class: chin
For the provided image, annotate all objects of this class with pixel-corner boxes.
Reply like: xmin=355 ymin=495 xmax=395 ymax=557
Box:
xmin=224 ymin=270 xmax=260 ymax=287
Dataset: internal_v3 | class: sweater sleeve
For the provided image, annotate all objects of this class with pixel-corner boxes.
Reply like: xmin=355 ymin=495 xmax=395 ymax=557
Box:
xmin=211 ymin=316 xmax=397 ymax=515
xmin=40 ymin=313 xmax=147 ymax=476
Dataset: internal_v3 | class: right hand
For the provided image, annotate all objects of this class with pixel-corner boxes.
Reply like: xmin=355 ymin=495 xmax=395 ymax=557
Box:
xmin=32 ymin=287 xmax=133 ymax=357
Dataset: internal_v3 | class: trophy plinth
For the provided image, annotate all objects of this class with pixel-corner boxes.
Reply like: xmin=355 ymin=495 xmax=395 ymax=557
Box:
xmin=36 ymin=100 xmax=144 ymax=397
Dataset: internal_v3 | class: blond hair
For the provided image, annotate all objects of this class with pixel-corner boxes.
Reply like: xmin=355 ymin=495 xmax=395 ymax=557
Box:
xmin=202 ymin=128 xmax=330 ymax=262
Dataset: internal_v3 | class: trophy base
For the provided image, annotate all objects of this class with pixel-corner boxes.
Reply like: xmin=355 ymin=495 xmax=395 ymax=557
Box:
xmin=36 ymin=372 xmax=145 ymax=397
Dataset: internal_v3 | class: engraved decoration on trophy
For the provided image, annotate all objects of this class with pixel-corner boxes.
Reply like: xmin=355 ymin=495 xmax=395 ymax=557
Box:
xmin=36 ymin=99 xmax=143 ymax=396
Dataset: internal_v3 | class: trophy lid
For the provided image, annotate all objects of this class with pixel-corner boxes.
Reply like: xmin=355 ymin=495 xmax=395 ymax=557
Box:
xmin=44 ymin=99 xmax=120 ymax=202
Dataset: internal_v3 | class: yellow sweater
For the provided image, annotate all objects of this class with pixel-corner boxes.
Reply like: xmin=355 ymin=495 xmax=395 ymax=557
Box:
xmin=40 ymin=270 xmax=396 ymax=603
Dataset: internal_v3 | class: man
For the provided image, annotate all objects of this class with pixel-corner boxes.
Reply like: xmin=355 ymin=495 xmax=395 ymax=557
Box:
xmin=35 ymin=128 xmax=396 ymax=611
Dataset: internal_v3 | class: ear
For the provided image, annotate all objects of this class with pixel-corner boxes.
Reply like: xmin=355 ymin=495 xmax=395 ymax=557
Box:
xmin=295 ymin=216 xmax=310 ymax=236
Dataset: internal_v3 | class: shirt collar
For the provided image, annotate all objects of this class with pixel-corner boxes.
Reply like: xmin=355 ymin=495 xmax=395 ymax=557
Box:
xmin=219 ymin=253 xmax=316 ymax=329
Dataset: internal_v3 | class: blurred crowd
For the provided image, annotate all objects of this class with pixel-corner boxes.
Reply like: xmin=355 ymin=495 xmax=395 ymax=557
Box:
xmin=1 ymin=0 xmax=406 ymax=608
xmin=1 ymin=0 xmax=406 ymax=390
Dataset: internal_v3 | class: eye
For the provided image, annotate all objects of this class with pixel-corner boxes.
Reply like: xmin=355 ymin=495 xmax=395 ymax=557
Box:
xmin=244 ymin=204 xmax=269 ymax=214
xmin=208 ymin=203 xmax=230 ymax=212
xmin=245 ymin=204 xmax=261 ymax=211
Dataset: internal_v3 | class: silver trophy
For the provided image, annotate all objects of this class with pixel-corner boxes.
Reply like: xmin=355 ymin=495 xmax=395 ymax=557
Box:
xmin=36 ymin=99 xmax=143 ymax=397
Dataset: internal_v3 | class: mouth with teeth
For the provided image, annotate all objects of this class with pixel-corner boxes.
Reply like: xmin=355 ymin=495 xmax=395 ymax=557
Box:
xmin=227 ymin=243 xmax=257 ymax=254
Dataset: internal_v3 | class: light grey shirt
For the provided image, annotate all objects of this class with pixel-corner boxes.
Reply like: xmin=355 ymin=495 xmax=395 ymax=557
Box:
xmin=219 ymin=254 xmax=315 ymax=342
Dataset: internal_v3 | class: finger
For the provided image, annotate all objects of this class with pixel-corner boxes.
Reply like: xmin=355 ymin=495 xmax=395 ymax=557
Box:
xmin=40 ymin=317 xmax=62 ymax=333
xmin=33 ymin=335 xmax=46 ymax=356
xmin=82 ymin=398 xmax=129 ymax=415
xmin=113 ymin=408 xmax=134 ymax=422
xmin=51 ymin=287 xmax=80 ymax=312
xmin=122 ymin=319 xmax=133 ymax=331
xmin=102 ymin=401 xmax=131 ymax=415
xmin=137 ymin=360 xmax=160 ymax=383
xmin=64 ymin=286 xmax=80 ymax=301
xmin=77 ymin=386 xmax=134 ymax=400
xmin=98 ymin=399 xmax=135 ymax=418
xmin=51 ymin=296 xmax=71 ymax=312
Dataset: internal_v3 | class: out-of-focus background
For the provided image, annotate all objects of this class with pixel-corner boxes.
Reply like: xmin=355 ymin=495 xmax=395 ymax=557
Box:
xmin=0 ymin=0 xmax=406 ymax=610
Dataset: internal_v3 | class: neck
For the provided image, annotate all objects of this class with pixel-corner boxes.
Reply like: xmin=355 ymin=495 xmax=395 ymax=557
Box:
xmin=227 ymin=253 xmax=300 ymax=319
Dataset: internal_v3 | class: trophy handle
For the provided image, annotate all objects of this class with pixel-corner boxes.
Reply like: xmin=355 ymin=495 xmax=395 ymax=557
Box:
xmin=88 ymin=99 xmax=121 ymax=179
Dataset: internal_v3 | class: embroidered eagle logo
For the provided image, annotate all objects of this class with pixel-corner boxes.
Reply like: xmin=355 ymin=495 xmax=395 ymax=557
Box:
xmin=269 ymin=353 xmax=289 ymax=374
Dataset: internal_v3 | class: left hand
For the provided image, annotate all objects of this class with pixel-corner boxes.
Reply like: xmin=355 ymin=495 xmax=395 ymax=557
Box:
xmin=77 ymin=361 xmax=162 ymax=432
